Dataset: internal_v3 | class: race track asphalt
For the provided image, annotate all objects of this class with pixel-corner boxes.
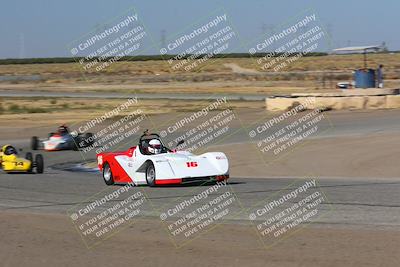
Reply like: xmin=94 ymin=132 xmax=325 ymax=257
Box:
xmin=1 ymin=109 xmax=399 ymax=231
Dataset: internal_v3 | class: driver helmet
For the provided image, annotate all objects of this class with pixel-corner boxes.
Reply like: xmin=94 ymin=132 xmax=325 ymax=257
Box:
xmin=148 ymin=139 xmax=162 ymax=154
xmin=58 ymin=124 xmax=69 ymax=135
xmin=3 ymin=145 xmax=17 ymax=155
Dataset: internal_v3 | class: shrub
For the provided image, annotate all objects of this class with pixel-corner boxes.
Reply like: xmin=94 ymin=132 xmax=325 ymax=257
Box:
xmin=8 ymin=104 xmax=20 ymax=112
xmin=27 ymin=107 xmax=47 ymax=113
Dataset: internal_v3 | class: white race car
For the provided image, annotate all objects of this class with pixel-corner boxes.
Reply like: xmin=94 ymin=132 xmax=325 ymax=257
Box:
xmin=31 ymin=125 xmax=94 ymax=151
xmin=96 ymin=132 xmax=229 ymax=186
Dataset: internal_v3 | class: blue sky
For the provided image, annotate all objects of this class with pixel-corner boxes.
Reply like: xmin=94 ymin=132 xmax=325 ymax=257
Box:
xmin=1 ymin=0 xmax=398 ymax=58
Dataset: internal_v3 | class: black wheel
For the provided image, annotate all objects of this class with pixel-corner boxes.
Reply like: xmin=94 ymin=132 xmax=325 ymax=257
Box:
xmin=145 ymin=162 xmax=156 ymax=187
xmin=31 ymin=136 xmax=38 ymax=150
xmin=82 ymin=133 xmax=94 ymax=147
xmin=102 ymin=163 xmax=114 ymax=185
xmin=35 ymin=154 xmax=44 ymax=174
xmin=72 ymin=139 xmax=79 ymax=151
xmin=25 ymin=152 xmax=33 ymax=172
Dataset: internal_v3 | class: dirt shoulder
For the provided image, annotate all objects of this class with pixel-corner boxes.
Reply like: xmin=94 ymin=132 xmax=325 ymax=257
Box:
xmin=0 ymin=211 xmax=398 ymax=267
xmin=223 ymin=132 xmax=400 ymax=179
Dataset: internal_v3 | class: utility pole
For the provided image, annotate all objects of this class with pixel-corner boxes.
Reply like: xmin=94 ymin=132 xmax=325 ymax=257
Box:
xmin=160 ymin=29 xmax=166 ymax=50
xmin=19 ymin=33 xmax=25 ymax=59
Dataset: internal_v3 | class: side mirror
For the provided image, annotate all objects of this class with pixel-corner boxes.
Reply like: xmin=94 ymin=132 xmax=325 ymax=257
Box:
xmin=177 ymin=140 xmax=185 ymax=146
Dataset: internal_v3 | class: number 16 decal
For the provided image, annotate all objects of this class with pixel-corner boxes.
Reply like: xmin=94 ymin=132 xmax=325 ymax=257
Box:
xmin=186 ymin=162 xmax=198 ymax=167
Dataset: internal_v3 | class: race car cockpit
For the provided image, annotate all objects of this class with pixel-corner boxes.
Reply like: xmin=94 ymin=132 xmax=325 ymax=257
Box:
xmin=2 ymin=145 xmax=17 ymax=155
xmin=57 ymin=125 xmax=70 ymax=135
xmin=138 ymin=132 xmax=169 ymax=155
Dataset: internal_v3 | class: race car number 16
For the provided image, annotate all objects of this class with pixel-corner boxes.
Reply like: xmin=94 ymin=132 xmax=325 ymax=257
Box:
xmin=186 ymin=162 xmax=198 ymax=167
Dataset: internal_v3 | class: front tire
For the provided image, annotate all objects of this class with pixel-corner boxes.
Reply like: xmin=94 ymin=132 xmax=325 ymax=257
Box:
xmin=145 ymin=162 xmax=156 ymax=187
xmin=35 ymin=154 xmax=44 ymax=174
xmin=72 ymin=139 xmax=79 ymax=151
xmin=102 ymin=163 xmax=114 ymax=185
xmin=82 ymin=133 xmax=94 ymax=147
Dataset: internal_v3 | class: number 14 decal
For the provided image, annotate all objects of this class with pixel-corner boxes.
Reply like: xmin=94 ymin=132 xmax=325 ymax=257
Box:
xmin=186 ymin=162 xmax=198 ymax=167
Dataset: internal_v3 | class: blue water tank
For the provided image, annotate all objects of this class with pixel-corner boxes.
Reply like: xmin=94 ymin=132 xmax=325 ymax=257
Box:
xmin=354 ymin=69 xmax=376 ymax=88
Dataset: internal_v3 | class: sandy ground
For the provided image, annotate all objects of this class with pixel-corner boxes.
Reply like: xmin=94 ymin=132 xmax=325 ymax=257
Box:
xmin=0 ymin=211 xmax=399 ymax=267
xmin=223 ymin=132 xmax=400 ymax=178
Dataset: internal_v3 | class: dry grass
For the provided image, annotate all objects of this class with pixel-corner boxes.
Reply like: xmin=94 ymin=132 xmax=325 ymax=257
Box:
xmin=0 ymin=97 xmax=264 ymax=127
xmin=0 ymin=54 xmax=399 ymax=75
xmin=0 ymin=54 xmax=398 ymax=95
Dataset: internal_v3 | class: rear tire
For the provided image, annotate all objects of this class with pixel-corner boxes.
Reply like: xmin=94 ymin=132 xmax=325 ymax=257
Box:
xmin=102 ymin=163 xmax=114 ymax=185
xmin=35 ymin=154 xmax=44 ymax=174
xmin=145 ymin=162 xmax=156 ymax=187
xmin=31 ymin=136 xmax=38 ymax=150
xmin=83 ymin=133 xmax=94 ymax=147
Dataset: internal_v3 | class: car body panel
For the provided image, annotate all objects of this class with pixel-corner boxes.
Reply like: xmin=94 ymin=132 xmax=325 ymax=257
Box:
xmin=1 ymin=154 xmax=32 ymax=172
xmin=42 ymin=134 xmax=75 ymax=151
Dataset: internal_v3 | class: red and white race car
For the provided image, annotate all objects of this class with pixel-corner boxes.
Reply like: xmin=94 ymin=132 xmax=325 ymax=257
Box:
xmin=96 ymin=132 xmax=229 ymax=186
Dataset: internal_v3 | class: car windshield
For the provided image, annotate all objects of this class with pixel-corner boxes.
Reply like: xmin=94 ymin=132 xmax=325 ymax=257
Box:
xmin=139 ymin=133 xmax=169 ymax=154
